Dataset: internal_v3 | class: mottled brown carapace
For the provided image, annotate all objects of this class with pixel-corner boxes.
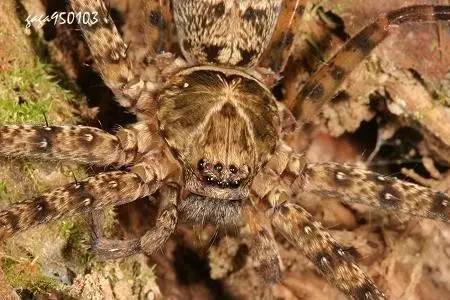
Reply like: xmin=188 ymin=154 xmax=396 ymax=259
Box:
xmin=0 ymin=1 xmax=449 ymax=299
xmin=158 ymin=66 xmax=280 ymax=200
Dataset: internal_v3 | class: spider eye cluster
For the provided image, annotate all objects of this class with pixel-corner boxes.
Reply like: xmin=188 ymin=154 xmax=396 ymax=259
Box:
xmin=197 ymin=158 xmax=244 ymax=189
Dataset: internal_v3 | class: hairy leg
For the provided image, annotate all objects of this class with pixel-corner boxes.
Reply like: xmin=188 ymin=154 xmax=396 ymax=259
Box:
xmin=272 ymin=202 xmax=386 ymax=300
xmin=140 ymin=0 xmax=173 ymax=56
xmin=256 ymin=144 xmax=450 ymax=223
xmin=0 ymin=170 xmax=155 ymax=240
xmin=302 ymin=163 xmax=450 ymax=223
xmin=90 ymin=185 xmax=178 ymax=259
xmin=255 ymin=147 xmax=386 ymax=299
xmin=287 ymin=5 xmax=450 ymax=125
xmin=69 ymin=0 xmax=160 ymax=111
xmin=0 ymin=122 xmax=157 ymax=166
xmin=242 ymin=204 xmax=281 ymax=283
xmin=260 ymin=0 xmax=306 ymax=73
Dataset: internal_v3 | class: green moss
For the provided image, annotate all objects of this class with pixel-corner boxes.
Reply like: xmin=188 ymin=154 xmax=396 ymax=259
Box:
xmin=0 ymin=60 xmax=78 ymax=124
xmin=0 ymin=58 xmax=83 ymax=201
xmin=59 ymin=219 xmax=92 ymax=268
xmin=0 ymin=1 xmax=92 ymax=297
xmin=1 ymin=256 xmax=65 ymax=294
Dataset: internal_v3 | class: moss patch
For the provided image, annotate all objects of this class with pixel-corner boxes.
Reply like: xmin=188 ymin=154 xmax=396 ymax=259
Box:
xmin=0 ymin=60 xmax=79 ymax=124
xmin=0 ymin=256 xmax=64 ymax=294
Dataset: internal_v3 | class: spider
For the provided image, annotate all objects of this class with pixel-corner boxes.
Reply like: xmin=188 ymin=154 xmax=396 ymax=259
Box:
xmin=0 ymin=0 xmax=449 ymax=299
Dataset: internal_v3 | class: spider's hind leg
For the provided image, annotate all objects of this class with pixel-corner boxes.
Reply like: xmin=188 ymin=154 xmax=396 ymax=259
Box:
xmin=287 ymin=5 xmax=450 ymax=125
xmin=260 ymin=0 xmax=306 ymax=73
xmin=139 ymin=0 xmax=173 ymax=57
xmin=302 ymin=163 xmax=450 ymax=223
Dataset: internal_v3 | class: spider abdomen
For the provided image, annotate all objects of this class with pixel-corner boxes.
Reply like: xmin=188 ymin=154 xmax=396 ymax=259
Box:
xmin=172 ymin=0 xmax=282 ymax=67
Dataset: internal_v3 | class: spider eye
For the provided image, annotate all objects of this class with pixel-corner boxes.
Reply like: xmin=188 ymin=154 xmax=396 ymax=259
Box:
xmin=230 ymin=180 xmax=240 ymax=189
xmin=197 ymin=158 xmax=206 ymax=171
xmin=229 ymin=165 xmax=237 ymax=173
xmin=214 ymin=163 xmax=223 ymax=172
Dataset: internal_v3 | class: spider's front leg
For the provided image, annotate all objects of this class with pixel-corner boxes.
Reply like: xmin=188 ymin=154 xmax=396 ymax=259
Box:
xmin=69 ymin=0 xmax=169 ymax=113
xmin=253 ymin=146 xmax=385 ymax=299
xmin=90 ymin=185 xmax=178 ymax=259
xmin=287 ymin=5 xmax=450 ymax=124
xmin=0 ymin=122 xmax=157 ymax=166
xmin=241 ymin=204 xmax=281 ymax=283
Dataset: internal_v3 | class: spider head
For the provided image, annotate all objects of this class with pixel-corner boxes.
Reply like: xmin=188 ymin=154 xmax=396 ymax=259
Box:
xmin=158 ymin=66 xmax=280 ymax=200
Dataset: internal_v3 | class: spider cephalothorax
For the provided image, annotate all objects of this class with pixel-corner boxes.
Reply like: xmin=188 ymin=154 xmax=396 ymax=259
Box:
xmin=158 ymin=66 xmax=280 ymax=200
xmin=0 ymin=1 xmax=449 ymax=299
